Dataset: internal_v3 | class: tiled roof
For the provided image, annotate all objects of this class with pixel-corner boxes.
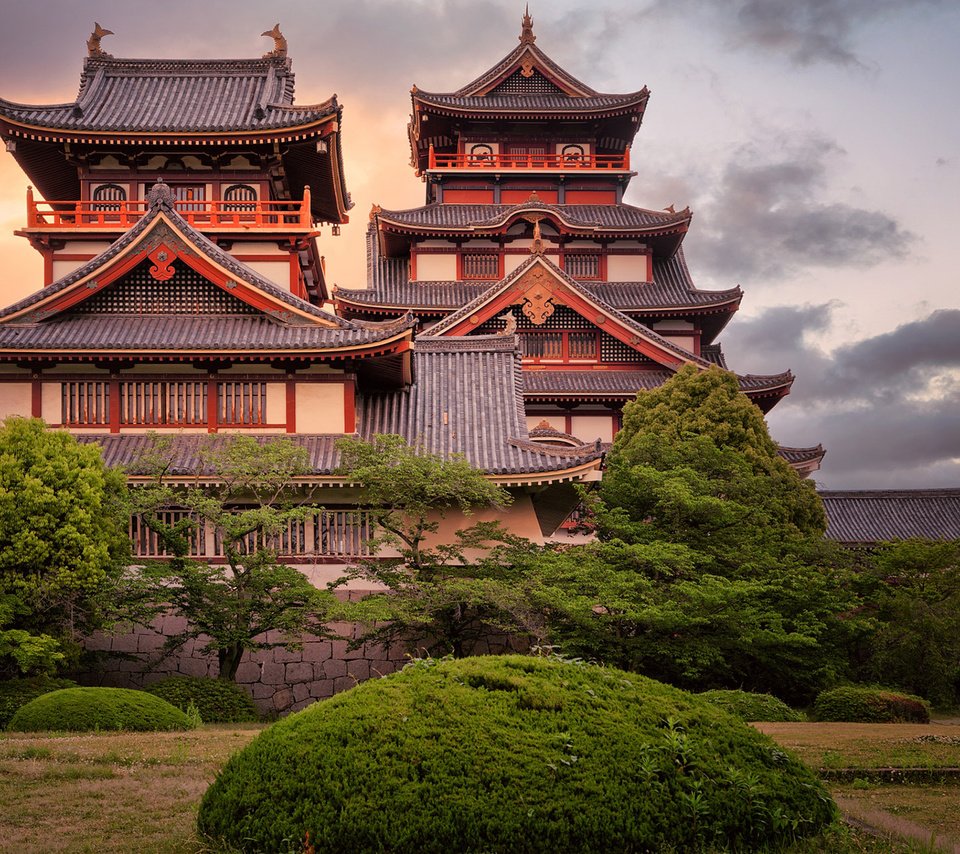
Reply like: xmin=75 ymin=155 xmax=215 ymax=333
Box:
xmin=336 ymin=231 xmax=740 ymax=314
xmin=820 ymin=490 xmax=960 ymax=545
xmin=376 ymin=202 xmax=685 ymax=231
xmin=360 ymin=335 xmax=603 ymax=476
xmin=521 ymin=368 xmax=794 ymax=398
xmin=79 ymin=434 xmax=342 ymax=476
xmin=0 ymin=56 xmax=338 ymax=134
xmin=777 ymin=445 xmax=826 ymax=465
xmin=413 ymin=91 xmax=649 ymax=115
xmin=0 ymin=314 xmax=413 ymax=352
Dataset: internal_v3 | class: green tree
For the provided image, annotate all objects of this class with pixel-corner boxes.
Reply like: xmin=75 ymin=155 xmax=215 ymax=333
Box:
xmin=129 ymin=434 xmax=333 ymax=682
xmin=0 ymin=417 xmax=129 ymax=676
xmin=857 ymin=539 xmax=960 ymax=706
xmin=519 ymin=366 xmax=860 ymax=702
xmin=598 ymin=365 xmax=826 ymax=570
xmin=333 ymin=435 xmax=538 ymax=656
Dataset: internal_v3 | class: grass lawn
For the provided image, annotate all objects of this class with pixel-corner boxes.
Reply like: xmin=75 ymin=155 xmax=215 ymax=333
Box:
xmin=0 ymin=725 xmax=263 ymax=854
xmin=0 ymin=721 xmax=956 ymax=853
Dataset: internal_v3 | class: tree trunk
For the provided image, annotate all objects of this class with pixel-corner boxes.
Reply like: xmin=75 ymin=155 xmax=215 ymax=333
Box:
xmin=218 ymin=644 xmax=245 ymax=682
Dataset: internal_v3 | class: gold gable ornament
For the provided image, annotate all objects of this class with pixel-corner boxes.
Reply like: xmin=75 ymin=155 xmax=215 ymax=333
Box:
xmin=87 ymin=23 xmax=114 ymax=58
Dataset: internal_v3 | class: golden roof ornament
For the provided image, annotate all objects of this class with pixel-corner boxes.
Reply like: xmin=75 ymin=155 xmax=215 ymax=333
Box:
xmin=261 ymin=24 xmax=288 ymax=58
xmin=496 ymin=313 xmax=518 ymax=336
xmin=369 ymin=203 xmax=382 ymax=222
xmin=530 ymin=217 xmax=544 ymax=254
xmin=520 ymin=4 xmax=536 ymax=45
xmin=87 ymin=23 xmax=114 ymax=58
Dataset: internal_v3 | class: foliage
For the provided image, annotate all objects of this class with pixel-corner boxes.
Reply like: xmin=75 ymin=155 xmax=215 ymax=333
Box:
xmin=0 ymin=676 xmax=76 ymax=728
xmin=854 ymin=539 xmax=960 ymax=707
xmin=125 ymin=434 xmax=334 ymax=682
xmin=197 ymin=655 xmax=836 ymax=853
xmin=514 ymin=367 xmax=861 ymax=703
xmin=699 ymin=689 xmax=805 ymax=722
xmin=8 ymin=686 xmax=194 ymax=732
xmin=598 ymin=365 xmax=826 ymax=571
xmin=144 ymin=676 xmax=258 ymax=723
xmin=517 ymin=538 xmax=856 ymax=704
xmin=813 ymin=686 xmax=931 ymax=724
xmin=333 ymin=436 xmax=535 ymax=657
xmin=0 ymin=418 xmax=129 ymax=676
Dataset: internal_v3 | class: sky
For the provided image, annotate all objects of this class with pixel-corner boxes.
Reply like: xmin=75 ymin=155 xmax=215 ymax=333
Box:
xmin=0 ymin=0 xmax=957 ymax=488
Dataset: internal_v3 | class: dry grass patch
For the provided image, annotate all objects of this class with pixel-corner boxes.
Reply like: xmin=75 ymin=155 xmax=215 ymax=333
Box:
xmin=0 ymin=725 xmax=263 ymax=854
xmin=754 ymin=722 xmax=960 ymax=770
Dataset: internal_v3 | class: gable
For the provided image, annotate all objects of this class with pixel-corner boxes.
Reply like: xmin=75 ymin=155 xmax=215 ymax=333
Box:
xmin=487 ymin=69 xmax=566 ymax=97
xmin=431 ymin=257 xmax=702 ymax=370
xmin=72 ymin=259 xmax=259 ymax=315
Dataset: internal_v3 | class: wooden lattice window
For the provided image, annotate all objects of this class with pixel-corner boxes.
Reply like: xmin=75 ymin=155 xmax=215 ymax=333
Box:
xmin=217 ymin=382 xmax=267 ymax=425
xmin=91 ymin=183 xmax=127 ymax=210
xmin=461 ymin=253 xmax=500 ymax=280
xmin=120 ymin=381 xmax=207 ymax=426
xmin=62 ymin=381 xmax=110 ymax=425
xmin=223 ymin=184 xmax=258 ymax=210
xmin=565 ymin=254 xmax=601 ymax=279
xmin=489 ymin=70 xmax=564 ymax=96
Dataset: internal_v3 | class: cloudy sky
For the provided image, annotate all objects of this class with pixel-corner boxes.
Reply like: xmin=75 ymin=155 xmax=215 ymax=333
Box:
xmin=0 ymin=0 xmax=957 ymax=488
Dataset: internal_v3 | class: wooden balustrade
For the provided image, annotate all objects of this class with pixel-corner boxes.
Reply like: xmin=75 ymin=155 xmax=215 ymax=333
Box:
xmin=25 ymin=187 xmax=313 ymax=231
xmin=428 ymin=149 xmax=630 ymax=170
xmin=131 ymin=509 xmax=375 ymax=559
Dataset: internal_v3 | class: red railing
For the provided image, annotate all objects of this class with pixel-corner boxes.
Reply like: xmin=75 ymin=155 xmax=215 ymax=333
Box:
xmin=429 ymin=147 xmax=630 ymax=171
xmin=25 ymin=186 xmax=313 ymax=231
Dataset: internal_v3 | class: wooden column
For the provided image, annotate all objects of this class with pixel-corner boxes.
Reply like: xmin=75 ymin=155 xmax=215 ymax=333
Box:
xmin=109 ymin=376 xmax=121 ymax=433
xmin=343 ymin=376 xmax=356 ymax=433
xmin=31 ymin=372 xmax=42 ymax=418
xmin=207 ymin=373 xmax=218 ymax=433
xmin=285 ymin=375 xmax=297 ymax=433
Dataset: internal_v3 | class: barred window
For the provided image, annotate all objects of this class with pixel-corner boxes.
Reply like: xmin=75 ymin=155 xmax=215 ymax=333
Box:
xmin=120 ymin=381 xmax=207 ymax=426
xmin=217 ymin=382 xmax=266 ymax=425
xmin=564 ymin=254 xmax=601 ymax=279
xmin=62 ymin=382 xmax=110 ymax=425
xmin=461 ymin=253 xmax=500 ymax=279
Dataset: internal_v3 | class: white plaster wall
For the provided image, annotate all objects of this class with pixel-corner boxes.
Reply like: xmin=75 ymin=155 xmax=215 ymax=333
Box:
xmin=242 ymin=260 xmax=291 ymax=290
xmin=570 ymin=415 xmax=615 ymax=443
xmin=265 ymin=383 xmax=286 ymax=425
xmin=504 ymin=255 xmax=526 ymax=276
xmin=0 ymin=384 xmax=31 ymax=420
xmin=296 ymin=383 xmax=345 ymax=433
xmin=607 ymin=255 xmax=648 ymax=282
xmin=414 ymin=254 xmax=457 ymax=281
xmin=526 ymin=415 xmax=566 ymax=433
xmin=41 ymin=383 xmax=61 ymax=425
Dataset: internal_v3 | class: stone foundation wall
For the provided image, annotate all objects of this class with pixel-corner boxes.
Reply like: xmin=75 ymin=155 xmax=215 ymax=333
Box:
xmin=81 ymin=613 xmax=525 ymax=716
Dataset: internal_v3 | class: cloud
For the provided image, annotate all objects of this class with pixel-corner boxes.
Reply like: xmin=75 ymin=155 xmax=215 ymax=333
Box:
xmin=643 ymin=0 xmax=946 ymax=68
xmin=724 ymin=305 xmax=960 ymax=486
xmin=677 ymin=136 xmax=914 ymax=285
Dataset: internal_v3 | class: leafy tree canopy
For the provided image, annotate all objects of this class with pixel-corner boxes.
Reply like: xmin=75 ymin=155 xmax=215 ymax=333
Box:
xmin=0 ymin=418 xmax=128 ymax=676
xmin=599 ymin=365 xmax=826 ymax=571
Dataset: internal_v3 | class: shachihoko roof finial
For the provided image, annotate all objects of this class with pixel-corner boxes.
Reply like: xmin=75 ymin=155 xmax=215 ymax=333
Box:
xmin=261 ymin=24 xmax=288 ymax=58
xmin=87 ymin=23 xmax=114 ymax=58
xmin=520 ymin=4 xmax=536 ymax=45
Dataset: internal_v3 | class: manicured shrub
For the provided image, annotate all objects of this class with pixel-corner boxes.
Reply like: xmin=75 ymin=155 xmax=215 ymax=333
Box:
xmin=8 ymin=687 xmax=193 ymax=732
xmin=144 ymin=676 xmax=258 ymax=724
xmin=814 ymin=686 xmax=931 ymax=723
xmin=0 ymin=677 xmax=76 ymax=728
xmin=198 ymin=655 xmax=836 ymax=853
xmin=700 ymin=689 xmax=805 ymax=722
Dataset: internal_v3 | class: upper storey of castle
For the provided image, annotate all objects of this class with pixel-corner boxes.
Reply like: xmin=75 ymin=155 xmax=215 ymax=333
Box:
xmin=0 ymin=25 xmax=351 ymax=226
xmin=409 ymin=9 xmax=648 ymax=205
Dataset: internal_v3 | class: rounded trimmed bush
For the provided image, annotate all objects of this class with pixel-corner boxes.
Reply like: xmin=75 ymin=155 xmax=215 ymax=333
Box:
xmin=144 ymin=676 xmax=258 ymax=724
xmin=8 ymin=687 xmax=193 ymax=732
xmin=0 ymin=677 xmax=76 ymax=728
xmin=814 ymin=686 xmax=930 ymax=723
xmin=700 ymin=689 xmax=804 ymax=722
xmin=198 ymin=655 xmax=836 ymax=852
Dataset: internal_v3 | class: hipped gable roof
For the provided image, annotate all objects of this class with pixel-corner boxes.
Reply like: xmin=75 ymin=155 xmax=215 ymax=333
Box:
xmin=0 ymin=182 xmax=414 ymax=356
xmin=426 ymin=252 xmax=713 ymax=371
xmin=0 ymin=54 xmax=338 ymax=136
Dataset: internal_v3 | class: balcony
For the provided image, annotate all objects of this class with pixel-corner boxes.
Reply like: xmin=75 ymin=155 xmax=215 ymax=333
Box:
xmin=23 ymin=187 xmax=314 ymax=233
xmin=428 ymin=147 xmax=630 ymax=172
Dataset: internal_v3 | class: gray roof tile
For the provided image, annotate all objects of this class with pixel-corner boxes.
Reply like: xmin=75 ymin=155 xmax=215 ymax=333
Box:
xmin=0 ymin=56 xmax=338 ymax=134
xmin=820 ymin=490 xmax=960 ymax=545
xmin=360 ymin=335 xmax=602 ymax=475
xmin=521 ymin=368 xmax=793 ymax=397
